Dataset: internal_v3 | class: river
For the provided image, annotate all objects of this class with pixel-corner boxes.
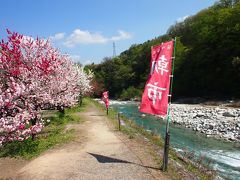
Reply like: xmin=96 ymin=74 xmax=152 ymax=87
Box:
xmin=109 ymin=100 xmax=240 ymax=180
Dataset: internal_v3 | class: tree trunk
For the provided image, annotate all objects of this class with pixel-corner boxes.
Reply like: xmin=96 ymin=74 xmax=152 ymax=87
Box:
xmin=31 ymin=117 xmax=36 ymax=140
xmin=80 ymin=97 xmax=83 ymax=106
xmin=57 ymin=106 xmax=65 ymax=118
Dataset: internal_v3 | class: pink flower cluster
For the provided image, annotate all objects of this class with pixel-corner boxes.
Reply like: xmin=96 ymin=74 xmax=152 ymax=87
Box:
xmin=0 ymin=30 xmax=92 ymax=145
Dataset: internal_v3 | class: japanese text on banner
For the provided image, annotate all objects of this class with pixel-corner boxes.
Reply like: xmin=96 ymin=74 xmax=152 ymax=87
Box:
xmin=140 ymin=40 xmax=174 ymax=116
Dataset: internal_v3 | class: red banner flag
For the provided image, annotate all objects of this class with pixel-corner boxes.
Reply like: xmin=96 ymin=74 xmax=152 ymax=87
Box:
xmin=102 ymin=91 xmax=109 ymax=108
xmin=140 ymin=40 xmax=174 ymax=116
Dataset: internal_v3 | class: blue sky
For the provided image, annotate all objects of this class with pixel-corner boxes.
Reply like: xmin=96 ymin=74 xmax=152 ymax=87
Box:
xmin=1 ymin=0 xmax=217 ymax=65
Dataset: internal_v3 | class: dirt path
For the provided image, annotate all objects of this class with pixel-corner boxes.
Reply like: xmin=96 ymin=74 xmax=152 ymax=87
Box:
xmin=2 ymin=102 xmax=169 ymax=180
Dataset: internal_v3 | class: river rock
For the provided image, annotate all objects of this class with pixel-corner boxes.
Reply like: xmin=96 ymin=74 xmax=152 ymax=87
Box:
xmin=223 ymin=132 xmax=236 ymax=141
xmin=170 ymin=103 xmax=240 ymax=142
xmin=194 ymin=112 xmax=205 ymax=118
xmin=222 ymin=112 xmax=236 ymax=117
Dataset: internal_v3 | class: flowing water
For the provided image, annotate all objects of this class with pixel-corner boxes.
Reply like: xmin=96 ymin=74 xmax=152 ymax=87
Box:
xmin=110 ymin=101 xmax=240 ymax=180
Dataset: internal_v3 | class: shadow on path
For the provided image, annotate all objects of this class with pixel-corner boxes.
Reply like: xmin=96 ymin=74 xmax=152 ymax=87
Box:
xmin=88 ymin=152 xmax=160 ymax=171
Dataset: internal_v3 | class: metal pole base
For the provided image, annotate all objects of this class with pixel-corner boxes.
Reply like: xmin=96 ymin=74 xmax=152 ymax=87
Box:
xmin=162 ymin=132 xmax=170 ymax=171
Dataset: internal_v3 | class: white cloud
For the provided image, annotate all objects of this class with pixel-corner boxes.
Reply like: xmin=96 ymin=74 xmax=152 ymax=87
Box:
xmin=111 ymin=30 xmax=132 ymax=41
xmin=177 ymin=15 xmax=189 ymax=23
xmin=70 ymin=55 xmax=81 ymax=63
xmin=22 ymin=35 xmax=34 ymax=42
xmin=22 ymin=35 xmax=48 ymax=45
xmin=63 ymin=28 xmax=132 ymax=48
xmin=69 ymin=56 xmax=93 ymax=66
xmin=63 ymin=29 xmax=108 ymax=47
xmin=50 ymin=33 xmax=65 ymax=41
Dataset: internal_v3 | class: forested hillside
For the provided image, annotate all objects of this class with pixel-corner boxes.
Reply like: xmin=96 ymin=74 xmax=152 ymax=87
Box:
xmin=87 ymin=0 xmax=240 ymax=100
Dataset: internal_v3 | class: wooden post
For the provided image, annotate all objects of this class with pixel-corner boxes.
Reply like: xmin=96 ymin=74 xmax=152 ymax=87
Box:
xmin=118 ymin=113 xmax=121 ymax=131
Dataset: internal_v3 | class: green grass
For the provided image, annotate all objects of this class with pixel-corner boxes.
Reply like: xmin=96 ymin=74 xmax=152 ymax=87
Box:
xmin=91 ymin=99 xmax=215 ymax=180
xmin=0 ymin=99 xmax=88 ymax=159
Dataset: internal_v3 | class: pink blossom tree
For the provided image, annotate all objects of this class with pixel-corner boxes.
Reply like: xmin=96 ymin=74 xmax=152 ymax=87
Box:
xmin=0 ymin=30 xmax=43 ymax=144
xmin=0 ymin=30 xmax=92 ymax=145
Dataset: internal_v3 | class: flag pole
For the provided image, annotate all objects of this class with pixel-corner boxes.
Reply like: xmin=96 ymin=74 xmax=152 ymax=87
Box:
xmin=162 ymin=37 xmax=177 ymax=171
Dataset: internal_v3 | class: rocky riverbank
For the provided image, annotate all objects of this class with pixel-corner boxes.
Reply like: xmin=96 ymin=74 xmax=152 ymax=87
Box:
xmin=170 ymin=104 xmax=240 ymax=142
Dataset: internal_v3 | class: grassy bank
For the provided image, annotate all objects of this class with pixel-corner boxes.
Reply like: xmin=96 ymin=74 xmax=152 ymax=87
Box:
xmin=92 ymin=99 xmax=215 ymax=180
xmin=0 ymin=100 xmax=87 ymax=160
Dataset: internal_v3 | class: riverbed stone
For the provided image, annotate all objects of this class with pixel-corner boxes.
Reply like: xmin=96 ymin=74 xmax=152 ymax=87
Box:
xmin=170 ymin=104 xmax=240 ymax=142
xmin=222 ymin=112 xmax=236 ymax=117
